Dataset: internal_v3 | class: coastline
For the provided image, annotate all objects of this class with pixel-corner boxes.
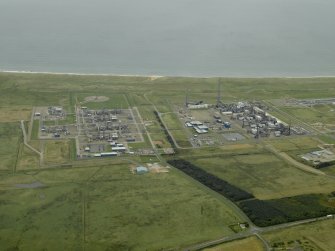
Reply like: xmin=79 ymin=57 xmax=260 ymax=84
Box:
xmin=1 ymin=70 xmax=335 ymax=79
xmin=0 ymin=70 xmax=164 ymax=79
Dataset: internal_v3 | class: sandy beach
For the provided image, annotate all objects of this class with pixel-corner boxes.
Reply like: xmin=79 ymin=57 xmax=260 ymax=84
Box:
xmin=1 ymin=70 xmax=335 ymax=79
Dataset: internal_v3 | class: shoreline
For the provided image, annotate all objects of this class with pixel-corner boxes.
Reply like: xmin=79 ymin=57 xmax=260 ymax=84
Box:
xmin=1 ymin=70 xmax=335 ymax=79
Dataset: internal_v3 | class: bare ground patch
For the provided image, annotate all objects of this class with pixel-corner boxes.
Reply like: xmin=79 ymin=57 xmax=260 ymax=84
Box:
xmin=84 ymin=96 xmax=109 ymax=103
xmin=0 ymin=106 xmax=31 ymax=122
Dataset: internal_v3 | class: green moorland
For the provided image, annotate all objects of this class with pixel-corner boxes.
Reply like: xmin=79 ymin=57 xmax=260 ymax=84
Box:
xmin=0 ymin=72 xmax=335 ymax=249
xmin=187 ymin=140 xmax=334 ymax=200
xmin=0 ymin=165 xmax=242 ymax=251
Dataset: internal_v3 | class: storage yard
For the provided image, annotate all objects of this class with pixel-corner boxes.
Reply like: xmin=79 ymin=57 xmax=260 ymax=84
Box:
xmin=34 ymin=106 xmax=77 ymax=139
xmin=76 ymin=107 xmax=144 ymax=157
xmin=32 ymin=104 xmax=145 ymax=158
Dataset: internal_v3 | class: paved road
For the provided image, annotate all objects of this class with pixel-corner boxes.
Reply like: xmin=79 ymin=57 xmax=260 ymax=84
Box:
xmin=20 ymin=120 xmax=43 ymax=166
xmin=184 ymin=216 xmax=332 ymax=251
xmin=265 ymin=144 xmax=325 ymax=176
xmin=143 ymin=92 xmax=190 ymax=150
xmin=27 ymin=107 xmax=35 ymax=140
xmin=141 ymin=95 xmax=334 ymax=250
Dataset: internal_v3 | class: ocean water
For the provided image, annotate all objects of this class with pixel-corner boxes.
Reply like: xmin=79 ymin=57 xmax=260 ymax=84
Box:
xmin=0 ymin=0 xmax=334 ymax=77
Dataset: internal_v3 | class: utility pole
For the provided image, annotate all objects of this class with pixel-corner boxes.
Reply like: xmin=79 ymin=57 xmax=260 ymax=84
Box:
xmin=185 ymin=89 xmax=189 ymax=107
xmin=217 ymin=79 xmax=222 ymax=106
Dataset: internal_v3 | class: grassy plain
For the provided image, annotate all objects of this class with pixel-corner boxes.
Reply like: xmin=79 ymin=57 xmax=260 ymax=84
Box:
xmin=31 ymin=119 xmax=40 ymax=140
xmin=78 ymin=93 xmax=129 ymax=109
xmin=16 ymin=144 xmax=40 ymax=171
xmin=0 ymin=164 xmax=243 ymax=251
xmin=266 ymin=136 xmax=320 ymax=152
xmin=44 ymin=140 xmax=72 ymax=165
xmin=0 ymin=106 xmax=31 ymax=122
xmin=161 ymin=112 xmax=192 ymax=147
xmin=189 ymin=149 xmax=335 ymax=200
xmin=0 ymin=122 xmax=21 ymax=172
xmin=281 ymin=105 xmax=335 ymax=125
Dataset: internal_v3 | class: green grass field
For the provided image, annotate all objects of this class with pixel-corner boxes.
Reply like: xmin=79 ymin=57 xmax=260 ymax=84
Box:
xmin=188 ymin=149 xmax=335 ymax=200
xmin=281 ymin=105 xmax=335 ymax=126
xmin=16 ymin=144 xmax=40 ymax=171
xmin=0 ymin=122 xmax=21 ymax=172
xmin=77 ymin=93 xmax=129 ymax=109
xmin=1 ymin=72 xmax=335 ymax=249
xmin=0 ymin=164 xmax=244 ymax=250
xmin=31 ymin=119 xmax=40 ymax=140
xmin=161 ymin=113 xmax=192 ymax=147
xmin=44 ymin=140 xmax=73 ymax=165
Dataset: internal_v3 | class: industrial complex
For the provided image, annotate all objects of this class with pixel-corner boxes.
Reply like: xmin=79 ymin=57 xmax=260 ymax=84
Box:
xmin=32 ymin=86 xmax=327 ymax=157
xmin=33 ymin=104 xmax=145 ymax=158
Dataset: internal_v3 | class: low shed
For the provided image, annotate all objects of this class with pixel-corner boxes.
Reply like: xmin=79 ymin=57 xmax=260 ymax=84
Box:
xmin=136 ymin=166 xmax=148 ymax=174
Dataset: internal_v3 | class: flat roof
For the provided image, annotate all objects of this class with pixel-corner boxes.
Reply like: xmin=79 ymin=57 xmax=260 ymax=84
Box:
xmin=136 ymin=166 xmax=148 ymax=172
xmin=111 ymin=147 xmax=126 ymax=150
xmin=190 ymin=121 xmax=203 ymax=125
xmin=197 ymin=125 xmax=209 ymax=130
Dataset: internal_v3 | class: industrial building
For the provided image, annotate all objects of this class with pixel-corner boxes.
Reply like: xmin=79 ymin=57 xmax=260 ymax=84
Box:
xmin=301 ymin=149 xmax=335 ymax=166
xmin=187 ymin=104 xmax=209 ymax=109
xmin=185 ymin=121 xmax=209 ymax=134
xmin=216 ymin=101 xmax=295 ymax=138
xmin=94 ymin=152 xmax=118 ymax=157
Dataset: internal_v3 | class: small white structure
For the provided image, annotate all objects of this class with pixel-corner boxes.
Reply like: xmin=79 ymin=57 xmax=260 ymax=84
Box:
xmin=190 ymin=121 xmax=203 ymax=126
xmin=136 ymin=166 xmax=148 ymax=174
xmin=274 ymin=131 xmax=281 ymax=137
xmin=194 ymin=127 xmax=208 ymax=134
xmin=112 ymin=146 xmax=126 ymax=152
xmin=188 ymin=104 xmax=209 ymax=109
xmin=253 ymin=106 xmax=265 ymax=114
xmin=101 ymin=152 xmax=118 ymax=157
xmin=255 ymin=115 xmax=262 ymax=121
xmin=197 ymin=125 xmax=209 ymax=131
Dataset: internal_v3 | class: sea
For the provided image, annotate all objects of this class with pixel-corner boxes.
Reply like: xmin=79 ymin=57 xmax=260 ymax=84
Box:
xmin=0 ymin=0 xmax=335 ymax=77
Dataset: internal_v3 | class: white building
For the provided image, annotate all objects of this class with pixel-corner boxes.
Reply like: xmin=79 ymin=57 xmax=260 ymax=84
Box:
xmin=188 ymin=104 xmax=209 ymax=109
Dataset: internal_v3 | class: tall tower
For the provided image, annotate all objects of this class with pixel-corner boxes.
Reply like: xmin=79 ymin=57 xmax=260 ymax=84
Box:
xmin=288 ymin=119 xmax=292 ymax=135
xmin=217 ymin=80 xmax=222 ymax=106
xmin=185 ymin=89 xmax=189 ymax=107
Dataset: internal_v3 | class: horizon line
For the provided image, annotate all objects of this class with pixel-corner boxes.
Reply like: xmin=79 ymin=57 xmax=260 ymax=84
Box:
xmin=1 ymin=70 xmax=335 ymax=79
